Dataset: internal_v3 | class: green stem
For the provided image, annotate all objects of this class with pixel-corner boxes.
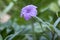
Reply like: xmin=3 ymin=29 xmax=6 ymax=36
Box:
xmin=32 ymin=20 xmax=36 ymax=40
xmin=53 ymin=17 xmax=60 ymax=28
xmin=35 ymin=16 xmax=45 ymax=24
xmin=56 ymin=12 xmax=59 ymax=17
xmin=35 ymin=16 xmax=60 ymax=39
xmin=52 ymin=32 xmax=55 ymax=40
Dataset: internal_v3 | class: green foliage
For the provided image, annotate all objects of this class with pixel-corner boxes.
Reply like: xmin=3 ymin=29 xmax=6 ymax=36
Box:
xmin=0 ymin=0 xmax=60 ymax=40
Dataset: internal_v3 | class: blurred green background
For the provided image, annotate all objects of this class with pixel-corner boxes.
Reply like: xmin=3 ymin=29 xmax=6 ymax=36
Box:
xmin=0 ymin=0 xmax=60 ymax=40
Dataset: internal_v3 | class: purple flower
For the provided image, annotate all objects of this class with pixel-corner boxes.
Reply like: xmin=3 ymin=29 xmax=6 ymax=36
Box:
xmin=20 ymin=5 xmax=37 ymax=20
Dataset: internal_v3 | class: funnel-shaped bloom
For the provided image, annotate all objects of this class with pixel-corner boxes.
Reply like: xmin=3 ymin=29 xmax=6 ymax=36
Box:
xmin=20 ymin=5 xmax=37 ymax=20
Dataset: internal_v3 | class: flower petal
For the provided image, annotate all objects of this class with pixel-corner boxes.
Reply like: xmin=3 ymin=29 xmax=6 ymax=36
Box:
xmin=24 ymin=14 xmax=31 ymax=20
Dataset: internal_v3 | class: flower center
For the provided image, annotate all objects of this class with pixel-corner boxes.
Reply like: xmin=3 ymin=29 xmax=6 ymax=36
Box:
xmin=26 ymin=9 xmax=31 ymax=13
